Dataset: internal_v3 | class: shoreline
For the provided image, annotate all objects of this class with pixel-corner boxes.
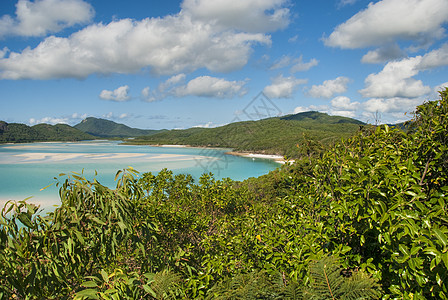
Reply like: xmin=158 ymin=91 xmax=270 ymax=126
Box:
xmin=225 ymin=151 xmax=291 ymax=164
xmin=148 ymin=144 xmax=291 ymax=164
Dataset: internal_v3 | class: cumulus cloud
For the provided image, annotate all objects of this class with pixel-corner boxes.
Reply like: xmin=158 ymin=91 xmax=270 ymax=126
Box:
xmin=360 ymin=57 xmax=430 ymax=98
xmin=330 ymin=96 xmax=360 ymax=118
xmin=325 ymin=0 xmax=448 ymax=49
xmin=434 ymin=82 xmax=448 ymax=93
xmin=181 ymin=0 xmax=290 ymax=33
xmin=363 ymin=97 xmax=423 ymax=114
xmin=174 ymin=76 xmax=247 ymax=98
xmin=0 ymin=0 xmax=94 ymax=38
xmin=263 ymin=74 xmax=307 ymax=98
xmin=361 ymin=44 xmax=406 ymax=63
xmin=100 ymin=85 xmax=131 ymax=102
xmin=28 ymin=112 xmax=88 ymax=125
xmin=293 ymin=105 xmax=329 ymax=114
xmin=417 ymin=43 xmax=448 ymax=70
xmin=0 ymin=0 xmax=289 ymax=80
xmin=270 ymin=55 xmax=318 ymax=72
xmin=360 ymin=44 xmax=448 ymax=99
xmin=307 ymin=76 xmax=350 ymax=98
xmin=0 ymin=47 xmax=9 ymax=58
xmin=141 ymin=87 xmax=156 ymax=102
xmin=158 ymin=74 xmax=187 ymax=92
xmin=290 ymin=57 xmax=319 ymax=73
xmin=29 ymin=116 xmax=69 ymax=125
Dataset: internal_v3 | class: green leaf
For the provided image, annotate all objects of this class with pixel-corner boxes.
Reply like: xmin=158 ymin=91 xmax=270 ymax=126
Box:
xmin=81 ymin=281 xmax=98 ymax=288
xmin=433 ymin=228 xmax=448 ymax=247
xmin=17 ymin=212 xmax=33 ymax=228
xmin=75 ymin=289 xmax=99 ymax=299
xmin=100 ymin=269 xmax=109 ymax=282
xmin=442 ymin=252 xmax=448 ymax=269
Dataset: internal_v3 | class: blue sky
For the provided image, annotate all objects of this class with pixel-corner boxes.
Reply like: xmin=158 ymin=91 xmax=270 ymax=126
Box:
xmin=1 ymin=0 xmax=447 ymax=129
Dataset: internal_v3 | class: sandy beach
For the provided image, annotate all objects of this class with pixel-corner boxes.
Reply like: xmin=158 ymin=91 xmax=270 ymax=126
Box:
xmin=225 ymin=151 xmax=292 ymax=164
xmin=10 ymin=152 xmax=202 ymax=164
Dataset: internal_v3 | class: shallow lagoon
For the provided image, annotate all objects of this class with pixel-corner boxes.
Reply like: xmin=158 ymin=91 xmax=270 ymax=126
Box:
xmin=0 ymin=141 xmax=279 ymax=210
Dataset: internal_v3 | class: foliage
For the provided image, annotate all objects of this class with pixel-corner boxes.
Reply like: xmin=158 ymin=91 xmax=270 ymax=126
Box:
xmin=128 ymin=111 xmax=363 ymax=158
xmin=0 ymin=121 xmax=95 ymax=143
xmin=304 ymin=256 xmax=379 ymax=300
xmin=1 ymin=88 xmax=447 ymax=299
xmin=74 ymin=117 xmax=166 ymax=138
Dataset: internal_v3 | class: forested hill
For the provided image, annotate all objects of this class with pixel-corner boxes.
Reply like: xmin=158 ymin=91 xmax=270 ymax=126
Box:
xmin=74 ymin=117 xmax=166 ymax=138
xmin=0 ymin=121 xmax=95 ymax=143
xmin=129 ymin=111 xmax=365 ymax=157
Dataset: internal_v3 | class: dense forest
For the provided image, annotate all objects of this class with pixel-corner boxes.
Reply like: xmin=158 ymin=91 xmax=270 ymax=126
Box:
xmin=127 ymin=111 xmax=364 ymax=158
xmin=74 ymin=117 xmax=166 ymax=138
xmin=1 ymin=89 xmax=447 ymax=299
xmin=0 ymin=122 xmax=94 ymax=143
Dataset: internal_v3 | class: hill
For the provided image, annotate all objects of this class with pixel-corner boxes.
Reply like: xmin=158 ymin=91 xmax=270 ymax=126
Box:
xmin=74 ymin=117 xmax=165 ymax=138
xmin=129 ymin=111 xmax=365 ymax=157
xmin=0 ymin=121 xmax=95 ymax=143
xmin=2 ymin=90 xmax=447 ymax=299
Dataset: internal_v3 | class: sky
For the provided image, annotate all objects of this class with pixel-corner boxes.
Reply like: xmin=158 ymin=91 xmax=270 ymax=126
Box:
xmin=0 ymin=0 xmax=448 ymax=130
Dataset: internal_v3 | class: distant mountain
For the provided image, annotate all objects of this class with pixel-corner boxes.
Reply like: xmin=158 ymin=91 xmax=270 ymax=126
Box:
xmin=0 ymin=121 xmax=95 ymax=143
xmin=280 ymin=111 xmax=365 ymax=124
xmin=74 ymin=117 xmax=166 ymax=138
xmin=129 ymin=111 xmax=366 ymax=157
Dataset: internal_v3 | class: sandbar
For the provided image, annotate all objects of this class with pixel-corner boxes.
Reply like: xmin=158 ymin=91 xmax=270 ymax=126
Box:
xmin=225 ymin=151 xmax=292 ymax=164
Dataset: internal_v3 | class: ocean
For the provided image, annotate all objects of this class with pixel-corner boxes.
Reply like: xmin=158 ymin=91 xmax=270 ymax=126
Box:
xmin=0 ymin=141 xmax=279 ymax=211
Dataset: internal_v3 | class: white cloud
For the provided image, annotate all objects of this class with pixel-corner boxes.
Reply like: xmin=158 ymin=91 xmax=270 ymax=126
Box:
xmin=192 ymin=121 xmax=220 ymax=128
xmin=270 ymin=55 xmax=318 ymax=72
xmin=71 ymin=112 xmax=87 ymax=120
xmin=29 ymin=116 xmax=69 ymax=125
xmin=363 ymin=97 xmax=423 ymax=114
xmin=331 ymin=96 xmax=360 ymax=110
xmin=0 ymin=47 xmax=9 ymax=58
xmin=158 ymin=74 xmax=186 ymax=93
xmin=28 ymin=112 xmax=90 ymax=125
xmin=417 ymin=43 xmax=448 ymax=70
xmin=181 ymin=0 xmax=290 ymax=33
xmin=270 ymin=56 xmax=291 ymax=70
xmin=361 ymin=44 xmax=448 ymax=98
xmin=0 ymin=0 xmax=94 ymax=38
xmin=308 ymin=76 xmax=350 ymax=98
xmin=288 ymin=35 xmax=298 ymax=43
xmin=338 ymin=0 xmax=358 ymax=7
xmin=141 ymin=87 xmax=156 ymax=102
xmin=434 ymin=82 xmax=448 ymax=93
xmin=361 ymin=44 xmax=406 ymax=63
xmin=263 ymin=74 xmax=307 ymax=98
xmin=325 ymin=0 xmax=448 ymax=49
xmin=293 ymin=105 xmax=329 ymax=114
xmin=0 ymin=0 xmax=288 ymax=80
xmin=100 ymin=85 xmax=131 ymax=102
xmin=291 ymin=56 xmax=319 ymax=73
xmin=330 ymin=96 xmax=360 ymax=118
xmin=174 ymin=76 xmax=247 ymax=98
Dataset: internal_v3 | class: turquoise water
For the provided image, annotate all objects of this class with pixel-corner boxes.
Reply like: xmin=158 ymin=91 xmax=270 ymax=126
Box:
xmin=0 ymin=141 xmax=279 ymax=210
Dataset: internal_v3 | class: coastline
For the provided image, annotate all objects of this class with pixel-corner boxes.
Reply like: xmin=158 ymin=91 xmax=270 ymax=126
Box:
xmin=127 ymin=142 xmax=294 ymax=164
xmin=225 ymin=151 xmax=291 ymax=164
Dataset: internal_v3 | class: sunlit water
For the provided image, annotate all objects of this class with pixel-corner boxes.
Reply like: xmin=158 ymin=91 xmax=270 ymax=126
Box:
xmin=0 ymin=141 xmax=279 ymax=211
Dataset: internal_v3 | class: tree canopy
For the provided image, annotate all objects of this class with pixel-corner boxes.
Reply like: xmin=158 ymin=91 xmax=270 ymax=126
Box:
xmin=1 ymin=89 xmax=447 ymax=299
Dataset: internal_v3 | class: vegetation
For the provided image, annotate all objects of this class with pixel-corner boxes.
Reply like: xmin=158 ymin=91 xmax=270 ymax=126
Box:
xmin=128 ymin=111 xmax=363 ymax=158
xmin=0 ymin=121 xmax=95 ymax=143
xmin=74 ymin=117 xmax=166 ymax=138
xmin=1 ymin=89 xmax=447 ymax=299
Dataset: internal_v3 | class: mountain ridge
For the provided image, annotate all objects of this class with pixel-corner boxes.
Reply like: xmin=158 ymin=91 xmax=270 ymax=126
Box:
xmin=0 ymin=121 xmax=95 ymax=143
xmin=127 ymin=111 xmax=366 ymax=157
xmin=74 ymin=117 xmax=166 ymax=138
